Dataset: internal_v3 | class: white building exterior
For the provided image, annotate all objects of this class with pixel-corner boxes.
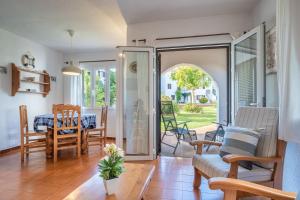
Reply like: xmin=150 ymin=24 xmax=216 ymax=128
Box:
xmin=161 ymin=68 xmax=217 ymax=103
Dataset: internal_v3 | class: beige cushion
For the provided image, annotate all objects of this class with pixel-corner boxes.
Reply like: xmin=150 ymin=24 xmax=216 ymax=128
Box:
xmin=234 ymin=107 xmax=279 ymax=168
xmin=192 ymin=154 xmax=273 ymax=182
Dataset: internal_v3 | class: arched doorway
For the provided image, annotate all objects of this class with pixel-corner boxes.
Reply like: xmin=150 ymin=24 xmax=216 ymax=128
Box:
xmin=161 ymin=63 xmax=220 ymax=123
xmin=160 ymin=64 xmax=220 ymax=158
xmin=158 ymin=47 xmax=229 ymax=157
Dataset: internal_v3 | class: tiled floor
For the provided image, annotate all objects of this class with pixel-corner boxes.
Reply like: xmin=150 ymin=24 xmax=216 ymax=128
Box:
xmin=0 ymin=144 xmax=223 ymax=200
xmin=144 ymin=156 xmax=223 ymax=200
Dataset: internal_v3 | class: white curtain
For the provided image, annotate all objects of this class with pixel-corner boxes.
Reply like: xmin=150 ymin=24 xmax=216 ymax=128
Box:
xmin=132 ymin=52 xmax=149 ymax=154
xmin=277 ymin=0 xmax=300 ymax=143
xmin=63 ymin=75 xmax=82 ymax=106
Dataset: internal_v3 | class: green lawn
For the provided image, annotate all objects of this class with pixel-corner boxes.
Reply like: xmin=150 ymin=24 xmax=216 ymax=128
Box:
xmin=161 ymin=105 xmax=217 ymax=129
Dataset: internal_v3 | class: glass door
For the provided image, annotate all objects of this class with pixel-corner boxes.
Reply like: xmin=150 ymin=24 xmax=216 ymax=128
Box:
xmin=231 ymin=24 xmax=265 ymax=122
xmin=116 ymin=46 xmax=156 ymax=160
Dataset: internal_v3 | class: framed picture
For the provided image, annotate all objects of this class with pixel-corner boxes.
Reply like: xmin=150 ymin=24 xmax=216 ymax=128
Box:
xmin=266 ymin=26 xmax=277 ymax=74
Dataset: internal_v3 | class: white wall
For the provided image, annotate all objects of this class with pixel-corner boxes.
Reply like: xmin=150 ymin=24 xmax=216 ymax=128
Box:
xmin=251 ymin=0 xmax=300 ymax=194
xmin=0 ymin=28 xmax=64 ymax=150
xmin=63 ymin=50 xmax=117 ymax=138
xmin=127 ymin=13 xmax=253 ymax=47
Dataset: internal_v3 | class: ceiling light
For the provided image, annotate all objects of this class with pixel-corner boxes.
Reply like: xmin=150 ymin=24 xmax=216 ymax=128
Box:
xmin=62 ymin=29 xmax=81 ymax=76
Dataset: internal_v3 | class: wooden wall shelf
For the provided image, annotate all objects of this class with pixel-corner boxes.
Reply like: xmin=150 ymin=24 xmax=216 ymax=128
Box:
xmin=11 ymin=63 xmax=51 ymax=97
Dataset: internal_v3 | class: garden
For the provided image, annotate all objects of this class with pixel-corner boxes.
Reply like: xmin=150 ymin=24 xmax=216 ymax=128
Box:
xmin=161 ymin=65 xmax=217 ymax=129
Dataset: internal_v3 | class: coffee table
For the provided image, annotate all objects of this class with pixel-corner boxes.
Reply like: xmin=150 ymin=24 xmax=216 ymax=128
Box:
xmin=63 ymin=163 xmax=155 ymax=200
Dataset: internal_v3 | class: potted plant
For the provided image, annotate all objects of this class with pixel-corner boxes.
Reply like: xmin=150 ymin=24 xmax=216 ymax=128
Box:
xmin=98 ymin=144 xmax=125 ymax=195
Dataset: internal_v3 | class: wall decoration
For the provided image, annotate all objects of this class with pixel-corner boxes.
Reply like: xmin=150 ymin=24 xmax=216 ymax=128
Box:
xmin=266 ymin=26 xmax=277 ymax=74
xmin=129 ymin=61 xmax=137 ymax=73
xmin=21 ymin=52 xmax=35 ymax=69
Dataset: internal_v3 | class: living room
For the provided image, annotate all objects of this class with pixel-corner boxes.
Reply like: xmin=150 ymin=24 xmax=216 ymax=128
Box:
xmin=0 ymin=0 xmax=299 ymax=199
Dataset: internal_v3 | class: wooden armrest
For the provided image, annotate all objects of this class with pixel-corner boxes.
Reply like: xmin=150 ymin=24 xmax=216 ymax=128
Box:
xmin=190 ymin=140 xmax=222 ymax=147
xmin=222 ymin=154 xmax=282 ymax=164
xmin=208 ymin=177 xmax=297 ymax=200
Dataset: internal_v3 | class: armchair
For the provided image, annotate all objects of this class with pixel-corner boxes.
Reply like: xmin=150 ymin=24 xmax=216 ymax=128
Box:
xmin=208 ymin=177 xmax=297 ymax=200
xmin=190 ymin=107 xmax=286 ymax=190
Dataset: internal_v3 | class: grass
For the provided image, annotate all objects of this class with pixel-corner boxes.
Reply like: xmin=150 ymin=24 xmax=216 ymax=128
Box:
xmin=161 ymin=105 xmax=217 ymax=129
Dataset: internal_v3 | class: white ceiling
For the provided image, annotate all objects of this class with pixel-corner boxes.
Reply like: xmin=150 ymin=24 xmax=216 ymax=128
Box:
xmin=0 ymin=0 xmax=260 ymax=53
xmin=117 ymin=0 xmax=259 ymax=24
xmin=0 ymin=0 xmax=127 ymax=53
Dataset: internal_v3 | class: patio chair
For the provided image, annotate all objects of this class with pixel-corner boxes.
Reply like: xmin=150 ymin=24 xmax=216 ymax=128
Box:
xmin=161 ymin=101 xmax=197 ymax=154
xmin=190 ymin=107 xmax=286 ymax=190
xmin=204 ymin=121 xmax=227 ymax=151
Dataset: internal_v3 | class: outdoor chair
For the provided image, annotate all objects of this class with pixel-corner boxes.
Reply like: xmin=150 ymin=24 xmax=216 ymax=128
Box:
xmin=161 ymin=101 xmax=197 ymax=154
xmin=204 ymin=121 xmax=227 ymax=151
xmin=190 ymin=107 xmax=286 ymax=192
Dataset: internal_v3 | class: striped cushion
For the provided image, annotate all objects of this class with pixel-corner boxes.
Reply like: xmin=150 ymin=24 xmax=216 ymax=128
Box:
xmin=219 ymin=126 xmax=261 ymax=170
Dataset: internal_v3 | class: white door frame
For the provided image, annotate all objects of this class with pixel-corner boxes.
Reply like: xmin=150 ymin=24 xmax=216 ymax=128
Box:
xmin=116 ymin=46 xmax=156 ymax=161
xmin=231 ymin=24 xmax=265 ymax=122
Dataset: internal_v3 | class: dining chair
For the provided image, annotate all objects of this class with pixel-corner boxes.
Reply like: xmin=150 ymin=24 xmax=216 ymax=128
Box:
xmin=52 ymin=104 xmax=81 ymax=162
xmin=86 ymin=105 xmax=108 ymax=150
xmin=19 ymin=105 xmax=47 ymax=162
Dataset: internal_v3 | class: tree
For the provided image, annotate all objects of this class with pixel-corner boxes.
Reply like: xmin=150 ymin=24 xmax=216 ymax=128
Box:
xmin=109 ymin=70 xmax=117 ymax=106
xmin=171 ymin=66 xmax=211 ymax=103
xmin=175 ymin=87 xmax=182 ymax=103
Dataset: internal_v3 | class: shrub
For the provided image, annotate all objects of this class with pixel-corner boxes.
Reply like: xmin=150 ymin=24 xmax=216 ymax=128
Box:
xmin=183 ymin=103 xmax=203 ymax=113
xmin=199 ymin=97 xmax=208 ymax=104
xmin=172 ymin=102 xmax=180 ymax=114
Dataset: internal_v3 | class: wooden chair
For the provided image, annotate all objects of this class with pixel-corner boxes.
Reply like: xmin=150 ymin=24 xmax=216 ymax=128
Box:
xmin=53 ymin=104 xmax=81 ymax=162
xmin=86 ymin=105 xmax=108 ymax=149
xmin=208 ymin=177 xmax=297 ymax=200
xmin=190 ymin=107 xmax=286 ymax=190
xmin=19 ymin=105 xmax=47 ymax=161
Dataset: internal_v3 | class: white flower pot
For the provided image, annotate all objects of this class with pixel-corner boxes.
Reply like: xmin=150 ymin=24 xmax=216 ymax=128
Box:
xmin=103 ymin=177 xmax=119 ymax=195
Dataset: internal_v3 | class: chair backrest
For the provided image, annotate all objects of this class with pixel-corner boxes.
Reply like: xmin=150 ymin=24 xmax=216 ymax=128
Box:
xmin=19 ymin=105 xmax=29 ymax=134
xmin=100 ymin=105 xmax=108 ymax=128
xmin=52 ymin=104 xmax=81 ymax=134
xmin=161 ymin=101 xmax=177 ymax=130
xmin=234 ymin=107 xmax=279 ymax=168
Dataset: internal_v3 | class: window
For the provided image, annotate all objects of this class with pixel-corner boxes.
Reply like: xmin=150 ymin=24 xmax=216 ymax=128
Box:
xmin=171 ymin=95 xmax=175 ymax=100
xmin=109 ymin=68 xmax=117 ymax=106
xmin=95 ymin=69 xmax=106 ymax=107
xmin=81 ymin=63 xmax=116 ymax=108
xmin=82 ymin=69 xmax=92 ymax=107
xmin=167 ymin=84 xmax=172 ymax=90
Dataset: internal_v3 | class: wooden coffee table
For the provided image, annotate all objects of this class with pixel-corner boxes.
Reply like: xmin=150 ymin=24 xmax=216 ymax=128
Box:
xmin=63 ymin=163 xmax=155 ymax=200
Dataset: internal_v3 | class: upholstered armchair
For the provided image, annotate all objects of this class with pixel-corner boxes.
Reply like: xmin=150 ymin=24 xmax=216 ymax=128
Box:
xmin=190 ymin=107 xmax=286 ymax=190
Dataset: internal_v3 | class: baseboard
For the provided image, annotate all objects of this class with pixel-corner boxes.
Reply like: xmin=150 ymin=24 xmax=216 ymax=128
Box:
xmin=0 ymin=146 xmax=20 ymax=156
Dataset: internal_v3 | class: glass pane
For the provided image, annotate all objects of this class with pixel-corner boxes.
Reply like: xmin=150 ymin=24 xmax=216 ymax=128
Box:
xmin=234 ymin=33 xmax=257 ymax=112
xmin=82 ymin=69 xmax=91 ymax=107
xmin=95 ymin=69 xmax=106 ymax=107
xmin=109 ymin=68 xmax=117 ymax=107
xmin=123 ymin=51 xmax=149 ymax=155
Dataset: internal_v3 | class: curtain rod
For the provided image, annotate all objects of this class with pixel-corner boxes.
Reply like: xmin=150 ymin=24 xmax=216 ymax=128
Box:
xmin=156 ymin=33 xmax=231 ymax=41
xmin=79 ymin=59 xmax=116 ymax=64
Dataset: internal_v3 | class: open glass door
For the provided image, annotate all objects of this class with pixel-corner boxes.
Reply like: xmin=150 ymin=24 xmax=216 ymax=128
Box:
xmin=116 ymin=46 xmax=156 ymax=160
xmin=231 ymin=24 xmax=265 ymax=121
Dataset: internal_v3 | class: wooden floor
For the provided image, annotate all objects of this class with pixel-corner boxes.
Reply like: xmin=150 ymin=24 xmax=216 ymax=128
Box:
xmin=0 ymin=144 xmax=223 ymax=200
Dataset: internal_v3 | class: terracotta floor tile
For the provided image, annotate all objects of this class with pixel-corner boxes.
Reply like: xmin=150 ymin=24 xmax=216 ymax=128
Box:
xmin=0 ymin=140 xmax=223 ymax=200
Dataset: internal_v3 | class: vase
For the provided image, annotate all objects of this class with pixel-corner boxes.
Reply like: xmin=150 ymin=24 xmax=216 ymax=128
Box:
xmin=103 ymin=177 xmax=119 ymax=195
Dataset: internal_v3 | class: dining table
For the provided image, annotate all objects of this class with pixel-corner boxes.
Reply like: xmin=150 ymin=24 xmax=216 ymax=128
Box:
xmin=33 ymin=113 xmax=97 ymax=158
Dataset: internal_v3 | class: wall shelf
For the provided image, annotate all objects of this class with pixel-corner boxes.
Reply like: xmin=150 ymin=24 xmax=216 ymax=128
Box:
xmin=11 ymin=63 xmax=51 ymax=97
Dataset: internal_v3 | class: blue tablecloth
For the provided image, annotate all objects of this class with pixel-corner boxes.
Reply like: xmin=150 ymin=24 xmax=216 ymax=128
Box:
xmin=33 ymin=113 xmax=96 ymax=132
